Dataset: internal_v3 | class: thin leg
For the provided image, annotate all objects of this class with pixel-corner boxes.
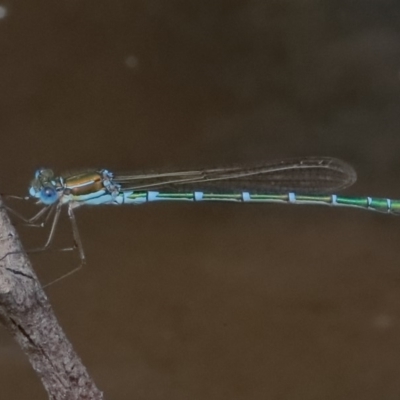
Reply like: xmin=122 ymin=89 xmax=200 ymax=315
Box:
xmin=2 ymin=195 xmax=30 ymax=201
xmin=0 ymin=201 xmax=69 ymax=263
xmin=0 ymin=204 xmax=61 ymax=262
xmin=4 ymin=203 xmax=53 ymax=226
xmin=42 ymin=205 xmax=86 ymax=288
xmin=10 ymin=199 xmax=83 ymax=258
xmin=28 ymin=202 xmax=63 ymax=252
xmin=2 ymin=199 xmax=86 ymax=287
xmin=68 ymin=204 xmax=86 ymax=263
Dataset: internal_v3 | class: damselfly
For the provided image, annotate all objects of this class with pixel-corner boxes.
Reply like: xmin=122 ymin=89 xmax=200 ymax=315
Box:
xmin=7 ymin=156 xmax=400 ymax=280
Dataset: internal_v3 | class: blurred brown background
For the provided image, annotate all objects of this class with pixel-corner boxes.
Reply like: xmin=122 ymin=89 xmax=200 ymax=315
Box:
xmin=1 ymin=1 xmax=400 ymax=399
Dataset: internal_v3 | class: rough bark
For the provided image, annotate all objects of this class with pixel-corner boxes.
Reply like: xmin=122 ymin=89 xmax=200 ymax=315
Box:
xmin=0 ymin=199 xmax=103 ymax=400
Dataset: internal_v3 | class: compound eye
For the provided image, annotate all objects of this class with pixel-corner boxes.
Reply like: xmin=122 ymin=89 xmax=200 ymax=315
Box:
xmin=39 ymin=186 xmax=58 ymax=205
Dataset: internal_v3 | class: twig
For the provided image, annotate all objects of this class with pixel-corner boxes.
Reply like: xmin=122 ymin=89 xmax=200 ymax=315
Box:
xmin=0 ymin=198 xmax=103 ymax=400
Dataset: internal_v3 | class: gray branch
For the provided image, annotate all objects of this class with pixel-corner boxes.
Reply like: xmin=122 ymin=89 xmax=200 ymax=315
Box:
xmin=0 ymin=199 xmax=103 ymax=400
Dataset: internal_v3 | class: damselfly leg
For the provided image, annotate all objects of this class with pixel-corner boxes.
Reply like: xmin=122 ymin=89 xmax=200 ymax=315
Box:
xmin=0 ymin=199 xmax=86 ymax=287
xmin=41 ymin=205 xmax=86 ymax=288
xmin=3 ymin=199 xmax=54 ymax=228
xmin=2 ymin=198 xmax=86 ymax=277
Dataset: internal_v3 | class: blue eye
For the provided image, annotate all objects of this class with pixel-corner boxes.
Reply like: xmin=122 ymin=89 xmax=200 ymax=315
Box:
xmin=39 ymin=186 xmax=58 ymax=205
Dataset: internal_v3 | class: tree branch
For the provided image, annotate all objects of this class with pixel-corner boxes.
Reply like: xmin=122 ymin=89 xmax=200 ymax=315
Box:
xmin=0 ymin=198 xmax=103 ymax=400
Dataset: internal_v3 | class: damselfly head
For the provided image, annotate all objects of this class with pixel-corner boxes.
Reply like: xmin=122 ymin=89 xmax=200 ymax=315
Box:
xmin=29 ymin=169 xmax=60 ymax=205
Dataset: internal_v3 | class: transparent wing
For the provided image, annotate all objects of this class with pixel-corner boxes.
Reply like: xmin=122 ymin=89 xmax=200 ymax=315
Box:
xmin=113 ymin=157 xmax=357 ymax=194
